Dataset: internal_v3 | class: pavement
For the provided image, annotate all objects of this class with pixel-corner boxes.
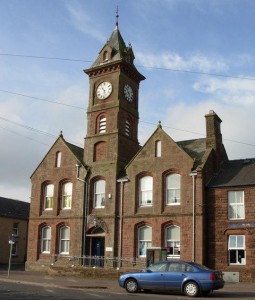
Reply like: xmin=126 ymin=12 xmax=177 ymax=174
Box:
xmin=0 ymin=265 xmax=254 ymax=296
xmin=0 ymin=265 xmax=122 ymax=292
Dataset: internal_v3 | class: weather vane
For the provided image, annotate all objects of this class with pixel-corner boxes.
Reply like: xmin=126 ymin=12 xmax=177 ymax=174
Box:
xmin=116 ymin=6 xmax=119 ymax=27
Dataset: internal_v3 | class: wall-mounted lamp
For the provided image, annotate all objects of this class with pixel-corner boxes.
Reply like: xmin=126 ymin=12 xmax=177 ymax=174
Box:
xmin=108 ymin=193 xmax=112 ymax=199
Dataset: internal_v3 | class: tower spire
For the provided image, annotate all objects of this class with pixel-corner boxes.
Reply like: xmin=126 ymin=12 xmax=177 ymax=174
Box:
xmin=115 ymin=6 xmax=119 ymax=28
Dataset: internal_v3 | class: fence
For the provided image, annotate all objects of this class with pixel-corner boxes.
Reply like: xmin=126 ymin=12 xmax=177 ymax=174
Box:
xmin=50 ymin=255 xmax=146 ymax=270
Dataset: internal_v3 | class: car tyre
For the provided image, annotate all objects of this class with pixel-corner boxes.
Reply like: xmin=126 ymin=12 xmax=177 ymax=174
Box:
xmin=125 ymin=278 xmax=139 ymax=293
xmin=184 ymin=281 xmax=199 ymax=297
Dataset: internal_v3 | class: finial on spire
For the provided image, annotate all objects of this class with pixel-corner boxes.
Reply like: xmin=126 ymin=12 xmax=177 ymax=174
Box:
xmin=157 ymin=121 xmax=162 ymax=128
xmin=116 ymin=6 xmax=119 ymax=28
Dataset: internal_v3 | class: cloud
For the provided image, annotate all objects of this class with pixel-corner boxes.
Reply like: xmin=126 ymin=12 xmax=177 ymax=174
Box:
xmin=65 ymin=3 xmax=106 ymax=43
xmin=136 ymin=51 xmax=228 ymax=73
xmin=193 ymin=77 xmax=255 ymax=106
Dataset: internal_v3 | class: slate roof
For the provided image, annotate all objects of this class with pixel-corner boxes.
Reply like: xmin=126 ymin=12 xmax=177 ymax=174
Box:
xmin=90 ymin=25 xmax=127 ymax=68
xmin=208 ymin=158 xmax=255 ymax=188
xmin=0 ymin=197 xmax=30 ymax=220
xmin=177 ymin=138 xmax=207 ymax=169
xmin=65 ymin=141 xmax=84 ymax=163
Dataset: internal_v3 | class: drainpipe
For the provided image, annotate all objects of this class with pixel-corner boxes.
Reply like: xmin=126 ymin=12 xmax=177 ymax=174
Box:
xmin=189 ymin=171 xmax=197 ymax=262
xmin=117 ymin=177 xmax=129 ymax=268
xmin=76 ymin=163 xmax=89 ymax=261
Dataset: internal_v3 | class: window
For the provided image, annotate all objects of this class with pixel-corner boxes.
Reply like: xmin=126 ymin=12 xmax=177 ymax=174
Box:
xmin=166 ymin=174 xmax=180 ymax=205
xmin=94 ymin=180 xmax=105 ymax=208
xmin=228 ymin=191 xmax=245 ymax=220
xmin=103 ymin=51 xmax=108 ymax=61
xmin=60 ymin=226 xmax=70 ymax=254
xmin=138 ymin=226 xmax=152 ymax=257
xmin=62 ymin=182 xmax=72 ymax=209
xmin=125 ymin=120 xmax=131 ymax=136
xmin=228 ymin=235 xmax=246 ymax=265
xmin=41 ymin=226 xmax=51 ymax=253
xmin=99 ymin=115 xmax=106 ymax=133
xmin=155 ymin=140 xmax=161 ymax=157
xmin=165 ymin=226 xmax=180 ymax=258
xmin=12 ymin=222 xmax=19 ymax=236
xmin=139 ymin=176 xmax=153 ymax=206
xmin=11 ymin=223 xmax=19 ymax=256
xmin=44 ymin=184 xmax=54 ymax=210
xmin=56 ymin=152 xmax=61 ymax=167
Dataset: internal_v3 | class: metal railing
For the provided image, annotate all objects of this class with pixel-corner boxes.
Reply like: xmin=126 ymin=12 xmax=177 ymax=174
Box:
xmin=50 ymin=255 xmax=146 ymax=270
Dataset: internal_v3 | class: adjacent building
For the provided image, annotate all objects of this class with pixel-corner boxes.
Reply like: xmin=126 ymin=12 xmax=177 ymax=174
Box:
xmin=0 ymin=197 xmax=30 ymax=265
xmin=26 ymin=20 xmax=255 ymax=282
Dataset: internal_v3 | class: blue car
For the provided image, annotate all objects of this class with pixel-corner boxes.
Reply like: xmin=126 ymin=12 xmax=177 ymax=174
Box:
xmin=119 ymin=260 xmax=225 ymax=297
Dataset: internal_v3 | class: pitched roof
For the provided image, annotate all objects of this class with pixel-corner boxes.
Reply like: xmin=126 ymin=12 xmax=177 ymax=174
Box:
xmin=177 ymin=138 xmax=207 ymax=169
xmin=65 ymin=141 xmax=84 ymax=163
xmin=90 ymin=25 xmax=127 ymax=68
xmin=208 ymin=159 xmax=255 ymax=188
xmin=0 ymin=197 xmax=30 ymax=220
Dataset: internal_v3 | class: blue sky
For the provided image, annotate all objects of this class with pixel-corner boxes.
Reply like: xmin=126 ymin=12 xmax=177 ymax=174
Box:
xmin=1 ymin=0 xmax=255 ymax=202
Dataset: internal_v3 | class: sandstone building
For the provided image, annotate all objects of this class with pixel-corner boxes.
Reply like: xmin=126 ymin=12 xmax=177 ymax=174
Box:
xmin=26 ymin=20 xmax=255 ymax=282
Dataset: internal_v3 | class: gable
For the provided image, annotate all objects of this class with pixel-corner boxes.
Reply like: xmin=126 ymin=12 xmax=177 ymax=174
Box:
xmin=126 ymin=126 xmax=195 ymax=173
xmin=30 ymin=135 xmax=84 ymax=179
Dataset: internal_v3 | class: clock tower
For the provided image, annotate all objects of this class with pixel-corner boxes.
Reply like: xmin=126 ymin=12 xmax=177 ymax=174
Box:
xmin=83 ymin=19 xmax=145 ymax=169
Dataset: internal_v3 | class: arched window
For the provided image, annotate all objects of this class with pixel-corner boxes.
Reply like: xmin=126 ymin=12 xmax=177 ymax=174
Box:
xmin=94 ymin=141 xmax=107 ymax=162
xmin=60 ymin=226 xmax=70 ymax=254
xmin=44 ymin=184 xmax=54 ymax=210
xmin=125 ymin=119 xmax=131 ymax=136
xmin=41 ymin=226 xmax=51 ymax=253
xmin=138 ymin=226 xmax=152 ymax=257
xmin=94 ymin=179 xmax=106 ymax=208
xmin=62 ymin=182 xmax=73 ymax=209
xmin=165 ymin=226 xmax=180 ymax=258
xmin=166 ymin=174 xmax=181 ymax=205
xmin=99 ymin=115 xmax=107 ymax=133
xmin=155 ymin=140 xmax=161 ymax=157
xmin=55 ymin=151 xmax=61 ymax=167
xmin=139 ymin=176 xmax=153 ymax=206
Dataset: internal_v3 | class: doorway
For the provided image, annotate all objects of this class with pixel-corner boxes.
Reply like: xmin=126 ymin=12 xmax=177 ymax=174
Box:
xmin=91 ymin=237 xmax=105 ymax=266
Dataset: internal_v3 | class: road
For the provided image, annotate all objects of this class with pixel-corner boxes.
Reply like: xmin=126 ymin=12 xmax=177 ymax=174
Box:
xmin=0 ymin=280 xmax=255 ymax=300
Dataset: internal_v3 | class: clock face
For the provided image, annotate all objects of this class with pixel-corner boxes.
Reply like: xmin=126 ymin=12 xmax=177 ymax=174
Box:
xmin=124 ymin=84 xmax=134 ymax=102
xmin=96 ymin=82 xmax=112 ymax=100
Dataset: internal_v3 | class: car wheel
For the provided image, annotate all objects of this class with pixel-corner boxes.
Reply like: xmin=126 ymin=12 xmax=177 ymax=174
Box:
xmin=184 ymin=281 xmax=199 ymax=297
xmin=125 ymin=278 xmax=138 ymax=293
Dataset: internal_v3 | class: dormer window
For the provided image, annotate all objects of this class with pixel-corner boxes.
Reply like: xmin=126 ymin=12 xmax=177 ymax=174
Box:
xmin=103 ymin=51 xmax=108 ymax=61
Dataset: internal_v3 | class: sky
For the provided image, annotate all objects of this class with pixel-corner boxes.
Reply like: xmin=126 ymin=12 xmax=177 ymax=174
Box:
xmin=1 ymin=0 xmax=255 ymax=202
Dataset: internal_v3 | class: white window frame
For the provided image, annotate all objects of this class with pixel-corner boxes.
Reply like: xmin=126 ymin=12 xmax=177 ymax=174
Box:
xmin=228 ymin=235 xmax=246 ymax=265
xmin=94 ymin=180 xmax=105 ymax=208
xmin=139 ymin=176 xmax=153 ymax=207
xmin=44 ymin=184 xmax=54 ymax=210
xmin=138 ymin=226 xmax=152 ymax=257
xmin=166 ymin=174 xmax=181 ymax=205
xmin=228 ymin=191 xmax=245 ymax=220
xmin=60 ymin=226 xmax=70 ymax=255
xmin=62 ymin=182 xmax=72 ymax=209
xmin=165 ymin=225 xmax=180 ymax=258
xmin=41 ymin=226 xmax=51 ymax=253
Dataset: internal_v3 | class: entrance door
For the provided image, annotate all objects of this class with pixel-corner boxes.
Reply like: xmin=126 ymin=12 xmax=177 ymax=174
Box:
xmin=91 ymin=237 xmax=105 ymax=266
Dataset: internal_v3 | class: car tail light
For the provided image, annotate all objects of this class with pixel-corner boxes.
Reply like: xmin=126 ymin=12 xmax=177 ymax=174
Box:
xmin=210 ymin=273 xmax=216 ymax=280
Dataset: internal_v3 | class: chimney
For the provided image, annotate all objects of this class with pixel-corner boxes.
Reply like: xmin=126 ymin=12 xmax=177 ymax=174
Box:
xmin=205 ymin=110 xmax=222 ymax=151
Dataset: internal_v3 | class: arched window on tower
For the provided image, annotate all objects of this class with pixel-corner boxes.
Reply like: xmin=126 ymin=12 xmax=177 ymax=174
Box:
xmin=99 ymin=115 xmax=107 ymax=133
xmin=125 ymin=119 xmax=131 ymax=136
